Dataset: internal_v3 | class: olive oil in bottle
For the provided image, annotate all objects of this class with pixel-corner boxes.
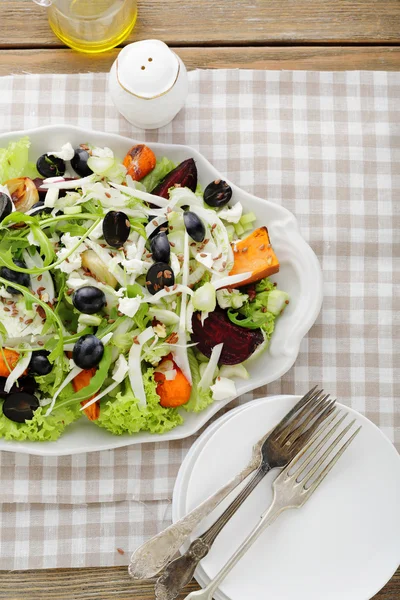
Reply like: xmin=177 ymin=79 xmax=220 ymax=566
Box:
xmin=47 ymin=0 xmax=137 ymax=53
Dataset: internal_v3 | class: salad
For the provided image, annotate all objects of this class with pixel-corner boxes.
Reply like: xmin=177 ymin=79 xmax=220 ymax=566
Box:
xmin=0 ymin=137 xmax=289 ymax=442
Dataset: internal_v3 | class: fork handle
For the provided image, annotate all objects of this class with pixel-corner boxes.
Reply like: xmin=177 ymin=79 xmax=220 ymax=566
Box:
xmin=184 ymin=500 xmax=285 ymax=600
xmin=155 ymin=467 xmax=268 ymax=600
xmin=128 ymin=458 xmax=259 ymax=579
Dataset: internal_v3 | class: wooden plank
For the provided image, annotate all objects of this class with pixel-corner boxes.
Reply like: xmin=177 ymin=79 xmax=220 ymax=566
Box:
xmin=0 ymin=46 xmax=399 ymax=76
xmin=1 ymin=1 xmax=400 ymax=48
xmin=0 ymin=567 xmax=398 ymax=599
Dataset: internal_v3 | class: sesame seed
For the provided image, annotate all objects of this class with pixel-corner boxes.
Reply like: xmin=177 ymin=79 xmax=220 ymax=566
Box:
xmin=259 ymin=244 xmax=265 ymax=250
xmin=241 ymin=247 xmax=248 ymax=253
xmin=267 ymin=257 xmax=273 ymax=265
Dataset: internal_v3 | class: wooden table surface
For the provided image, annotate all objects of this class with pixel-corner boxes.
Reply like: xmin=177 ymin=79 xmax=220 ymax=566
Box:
xmin=0 ymin=1 xmax=399 ymax=599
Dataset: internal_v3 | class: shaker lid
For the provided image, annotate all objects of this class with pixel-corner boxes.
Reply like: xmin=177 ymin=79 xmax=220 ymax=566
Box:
xmin=116 ymin=40 xmax=180 ymax=99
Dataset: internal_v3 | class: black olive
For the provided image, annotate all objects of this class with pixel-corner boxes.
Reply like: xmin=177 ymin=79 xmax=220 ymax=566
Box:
xmin=0 ymin=376 xmax=37 ymax=399
xmin=72 ymin=286 xmax=106 ymax=314
xmin=150 ymin=231 xmax=171 ymax=263
xmin=0 ymin=192 xmax=12 ymax=222
xmin=0 ymin=259 xmax=30 ymax=294
xmin=73 ymin=334 xmax=104 ymax=369
xmin=103 ymin=211 xmax=131 ymax=247
xmin=183 ymin=211 xmax=206 ymax=242
xmin=204 ymin=179 xmax=232 ymax=208
xmin=36 ymin=154 xmax=66 ymax=179
xmin=2 ymin=392 xmax=40 ymax=423
xmin=71 ymin=147 xmax=93 ymax=178
xmin=29 ymin=350 xmax=53 ymax=376
xmin=29 ymin=201 xmax=52 ymax=216
xmin=147 ymin=216 xmax=168 ymax=240
xmin=146 ymin=262 xmax=175 ymax=295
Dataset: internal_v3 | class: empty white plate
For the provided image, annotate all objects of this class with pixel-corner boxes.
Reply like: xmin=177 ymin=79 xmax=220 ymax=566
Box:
xmin=173 ymin=396 xmax=400 ymax=600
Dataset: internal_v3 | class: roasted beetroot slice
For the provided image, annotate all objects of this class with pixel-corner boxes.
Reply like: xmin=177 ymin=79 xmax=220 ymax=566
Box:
xmin=151 ymin=158 xmax=197 ymax=199
xmin=191 ymin=309 xmax=264 ymax=365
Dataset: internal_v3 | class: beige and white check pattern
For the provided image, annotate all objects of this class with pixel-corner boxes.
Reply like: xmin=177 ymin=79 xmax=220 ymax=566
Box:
xmin=0 ymin=70 xmax=398 ymax=569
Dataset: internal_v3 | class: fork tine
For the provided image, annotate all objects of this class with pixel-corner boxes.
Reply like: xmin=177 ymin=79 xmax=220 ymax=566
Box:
xmin=280 ymin=394 xmax=333 ymax=445
xmin=305 ymin=425 xmax=362 ymax=495
xmin=290 ymin=400 xmax=336 ymax=451
xmin=273 ymin=387 xmax=324 ymax=439
xmin=288 ymin=410 xmax=347 ymax=479
xmin=300 ymin=418 xmax=357 ymax=486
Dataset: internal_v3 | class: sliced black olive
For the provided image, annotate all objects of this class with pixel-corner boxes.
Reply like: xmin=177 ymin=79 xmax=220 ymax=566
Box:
xmin=150 ymin=231 xmax=171 ymax=263
xmin=0 ymin=259 xmax=30 ymax=294
xmin=29 ymin=201 xmax=52 ymax=216
xmin=0 ymin=376 xmax=37 ymax=399
xmin=0 ymin=192 xmax=12 ymax=222
xmin=72 ymin=286 xmax=106 ymax=315
xmin=183 ymin=211 xmax=206 ymax=242
xmin=204 ymin=179 xmax=232 ymax=208
xmin=71 ymin=147 xmax=93 ymax=178
xmin=36 ymin=154 xmax=66 ymax=179
xmin=29 ymin=350 xmax=53 ymax=376
xmin=73 ymin=334 xmax=104 ymax=369
xmin=147 ymin=216 xmax=168 ymax=240
xmin=146 ymin=262 xmax=175 ymax=295
xmin=103 ymin=211 xmax=131 ymax=247
xmin=2 ymin=392 xmax=40 ymax=423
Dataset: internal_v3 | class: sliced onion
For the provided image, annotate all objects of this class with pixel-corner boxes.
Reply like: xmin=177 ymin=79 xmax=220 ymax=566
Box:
xmin=198 ymin=342 xmax=223 ymax=391
xmin=45 ymin=365 xmax=83 ymax=416
xmin=211 ymin=272 xmax=252 ymax=290
xmin=128 ymin=327 xmax=155 ymax=408
xmin=4 ymin=343 xmax=32 ymax=393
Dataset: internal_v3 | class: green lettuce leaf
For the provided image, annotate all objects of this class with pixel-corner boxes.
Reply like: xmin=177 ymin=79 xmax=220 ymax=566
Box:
xmin=140 ymin=157 xmax=176 ymax=192
xmin=0 ymin=136 xmax=31 ymax=184
xmin=183 ymin=349 xmax=214 ymax=413
xmin=96 ymin=369 xmax=183 ymax=435
xmin=227 ymin=277 xmax=287 ymax=340
xmin=0 ymin=403 xmax=82 ymax=442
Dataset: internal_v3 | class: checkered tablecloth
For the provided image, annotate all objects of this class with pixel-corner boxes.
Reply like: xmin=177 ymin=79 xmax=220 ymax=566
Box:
xmin=0 ymin=69 xmax=398 ymax=569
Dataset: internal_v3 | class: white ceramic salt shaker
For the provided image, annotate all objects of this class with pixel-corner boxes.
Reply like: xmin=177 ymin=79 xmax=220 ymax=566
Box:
xmin=109 ymin=39 xmax=188 ymax=129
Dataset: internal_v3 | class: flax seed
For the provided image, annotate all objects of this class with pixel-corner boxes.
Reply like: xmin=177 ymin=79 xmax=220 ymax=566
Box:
xmin=164 ymin=270 xmax=172 ymax=278
xmin=157 ymin=271 xmax=163 ymax=278
xmin=203 ymin=238 xmax=210 ymax=244
xmin=25 ymin=319 xmax=33 ymax=325
xmin=200 ymin=253 xmax=207 ymax=258
xmin=222 ymin=261 xmax=226 ymax=268
xmin=37 ymin=287 xmax=45 ymax=294
xmin=285 ymin=300 xmax=290 ymax=304
xmin=38 ymin=341 xmax=44 ymax=346
xmin=66 ymin=289 xmax=73 ymax=295
xmin=3 ymin=307 xmax=10 ymax=312
xmin=169 ymin=241 xmax=175 ymax=247
xmin=19 ymin=317 xmax=24 ymax=322
xmin=164 ymin=286 xmax=170 ymax=292
xmin=211 ymin=223 xmax=217 ymax=230
xmin=37 ymin=274 xmax=43 ymax=282
xmin=105 ymin=192 xmax=111 ymax=199
xmin=152 ymin=220 xmax=159 ymax=227
xmin=172 ymin=284 xmax=177 ymax=291
xmin=133 ymin=337 xmax=140 ymax=345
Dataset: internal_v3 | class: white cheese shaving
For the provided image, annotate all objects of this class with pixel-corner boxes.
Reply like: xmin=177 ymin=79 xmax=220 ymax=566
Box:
xmin=218 ymin=202 xmax=243 ymax=223
xmin=210 ymin=377 xmax=237 ymax=401
xmin=48 ymin=142 xmax=75 ymax=161
xmin=118 ymin=296 xmax=141 ymax=318
xmin=4 ymin=344 xmax=32 ymax=393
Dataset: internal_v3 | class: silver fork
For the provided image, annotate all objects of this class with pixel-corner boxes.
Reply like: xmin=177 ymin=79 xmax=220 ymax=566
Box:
xmin=154 ymin=390 xmax=336 ymax=599
xmin=182 ymin=410 xmax=361 ymax=600
xmin=129 ymin=386 xmax=325 ymax=580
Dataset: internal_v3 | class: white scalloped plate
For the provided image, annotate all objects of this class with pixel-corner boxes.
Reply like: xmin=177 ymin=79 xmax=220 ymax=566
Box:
xmin=0 ymin=125 xmax=323 ymax=455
